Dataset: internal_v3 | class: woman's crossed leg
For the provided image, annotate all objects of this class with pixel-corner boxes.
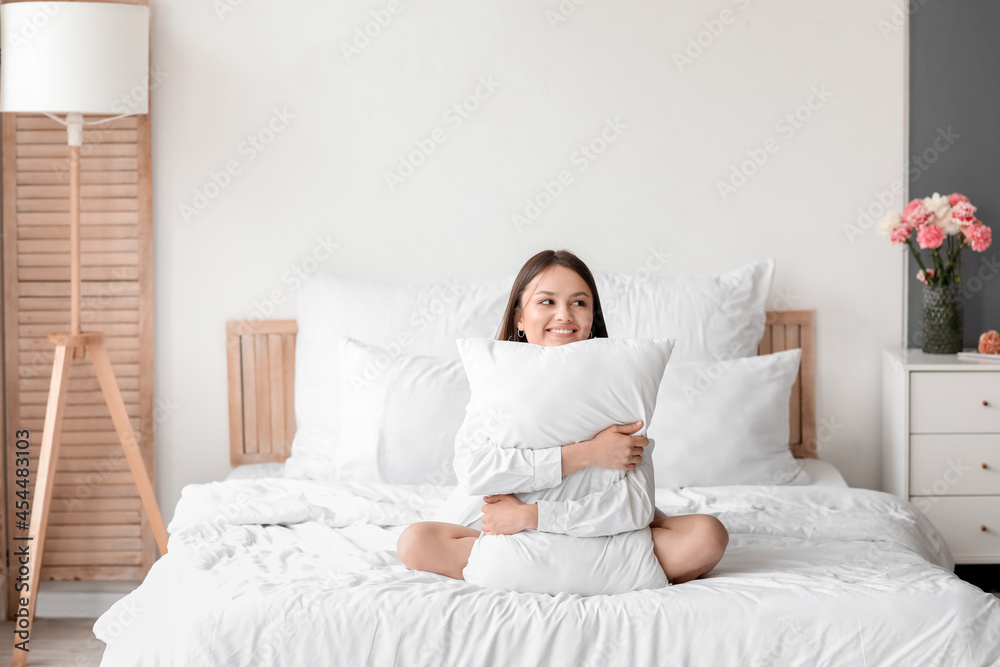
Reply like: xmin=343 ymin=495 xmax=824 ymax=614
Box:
xmin=397 ymin=522 xmax=480 ymax=580
xmin=397 ymin=513 xmax=728 ymax=585
xmin=649 ymin=512 xmax=729 ymax=584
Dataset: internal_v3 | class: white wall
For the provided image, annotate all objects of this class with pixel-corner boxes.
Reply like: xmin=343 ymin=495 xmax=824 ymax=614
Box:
xmin=152 ymin=0 xmax=907 ymax=523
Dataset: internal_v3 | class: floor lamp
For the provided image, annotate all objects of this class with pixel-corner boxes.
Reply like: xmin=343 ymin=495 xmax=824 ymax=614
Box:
xmin=0 ymin=4 xmax=167 ymax=665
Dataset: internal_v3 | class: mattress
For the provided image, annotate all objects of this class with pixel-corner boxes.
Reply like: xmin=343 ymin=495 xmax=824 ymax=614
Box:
xmin=93 ymin=466 xmax=1000 ymax=666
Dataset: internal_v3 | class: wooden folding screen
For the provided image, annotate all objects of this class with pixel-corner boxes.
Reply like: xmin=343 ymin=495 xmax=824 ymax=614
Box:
xmin=2 ymin=109 xmax=155 ymax=618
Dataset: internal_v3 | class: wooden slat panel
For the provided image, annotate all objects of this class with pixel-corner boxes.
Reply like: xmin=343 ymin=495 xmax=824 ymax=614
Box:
xmin=17 ymin=130 xmax=138 ymax=145
xmin=41 ymin=566 xmax=145 ymax=582
xmin=47 ymin=459 xmax=132 ymax=474
xmin=16 ymin=157 xmax=137 ymax=172
xmin=19 ymin=266 xmax=139 ymax=281
xmin=21 ymin=324 xmax=139 ymax=337
xmin=226 ymin=323 xmax=245 ymax=466
xmin=19 ymin=225 xmax=139 ymax=240
xmin=48 ymin=498 xmax=140 ymax=512
xmin=20 ymin=310 xmax=139 ymax=325
xmin=47 ymin=538 xmax=142 ymax=552
xmin=18 ymin=172 xmax=138 ymax=186
xmin=52 ymin=473 xmax=136 ymax=486
xmin=786 ymin=324 xmax=801 ymax=446
xmin=18 ymin=253 xmax=138 ymax=267
xmin=771 ymin=322 xmax=786 ymax=357
xmin=15 ymin=194 xmax=138 ymax=211
xmin=20 ymin=376 xmax=140 ymax=392
xmin=19 ymin=297 xmax=140 ymax=310
xmin=254 ymin=335 xmax=271 ymax=454
xmin=241 ymin=335 xmax=258 ymax=454
xmin=21 ymin=336 xmax=139 ymax=351
xmin=18 ymin=352 xmax=139 ymax=377
xmin=52 ymin=484 xmax=138 ymax=498
xmin=18 ymin=281 xmax=140 ymax=297
xmin=19 ymin=418 xmax=143 ymax=433
xmin=18 ymin=211 xmax=138 ymax=225
xmin=16 ymin=116 xmax=137 ymax=131
xmin=48 ymin=511 xmax=140 ymax=525
xmin=47 ymin=524 xmax=140 ymax=539
xmin=283 ymin=333 xmax=296 ymax=449
xmin=22 ymin=390 xmax=140 ymax=405
xmin=18 ymin=239 xmax=138 ymax=253
xmin=20 ymin=404 xmax=140 ymax=420
xmin=798 ymin=311 xmax=817 ymax=458
xmin=17 ymin=145 xmax=137 ymax=161
xmin=42 ymin=552 xmax=142 ymax=567
xmin=268 ymin=334 xmax=284 ymax=455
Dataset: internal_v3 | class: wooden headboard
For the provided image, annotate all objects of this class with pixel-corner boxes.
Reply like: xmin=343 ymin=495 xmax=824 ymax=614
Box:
xmin=225 ymin=310 xmax=817 ymax=466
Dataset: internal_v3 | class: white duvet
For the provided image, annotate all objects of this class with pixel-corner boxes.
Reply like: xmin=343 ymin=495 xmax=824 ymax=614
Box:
xmin=94 ymin=478 xmax=1000 ymax=667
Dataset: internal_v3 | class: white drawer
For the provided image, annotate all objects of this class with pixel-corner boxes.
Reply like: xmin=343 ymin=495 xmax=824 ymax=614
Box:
xmin=915 ymin=496 xmax=1000 ymax=562
xmin=910 ymin=371 xmax=1000 ymax=434
xmin=910 ymin=434 xmax=1000 ymax=495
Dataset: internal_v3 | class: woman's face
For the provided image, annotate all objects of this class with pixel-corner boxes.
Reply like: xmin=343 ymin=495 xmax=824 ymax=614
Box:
xmin=515 ymin=265 xmax=595 ymax=346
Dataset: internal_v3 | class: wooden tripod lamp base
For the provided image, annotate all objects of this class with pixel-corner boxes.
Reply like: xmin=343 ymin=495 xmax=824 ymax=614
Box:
xmin=11 ymin=332 xmax=169 ymax=667
xmin=0 ymin=3 xmax=156 ymax=664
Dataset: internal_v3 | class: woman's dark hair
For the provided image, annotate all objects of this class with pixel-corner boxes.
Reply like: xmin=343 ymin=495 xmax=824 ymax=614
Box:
xmin=496 ymin=249 xmax=609 ymax=342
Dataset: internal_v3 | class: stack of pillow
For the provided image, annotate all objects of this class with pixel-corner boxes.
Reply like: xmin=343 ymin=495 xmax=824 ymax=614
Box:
xmin=284 ymin=258 xmax=808 ymax=492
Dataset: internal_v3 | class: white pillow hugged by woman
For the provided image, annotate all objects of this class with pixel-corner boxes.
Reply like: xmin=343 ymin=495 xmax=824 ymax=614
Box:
xmin=396 ymin=248 xmax=730 ymax=591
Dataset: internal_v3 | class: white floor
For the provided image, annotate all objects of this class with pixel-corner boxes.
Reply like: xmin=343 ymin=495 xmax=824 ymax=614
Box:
xmin=35 ymin=581 xmax=140 ymax=618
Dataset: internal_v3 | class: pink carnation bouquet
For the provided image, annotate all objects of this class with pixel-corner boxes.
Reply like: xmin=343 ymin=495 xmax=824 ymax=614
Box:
xmin=877 ymin=192 xmax=991 ymax=286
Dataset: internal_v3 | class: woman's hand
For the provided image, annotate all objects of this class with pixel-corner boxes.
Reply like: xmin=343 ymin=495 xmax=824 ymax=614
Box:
xmin=480 ymin=494 xmax=538 ymax=535
xmin=586 ymin=420 xmax=648 ymax=471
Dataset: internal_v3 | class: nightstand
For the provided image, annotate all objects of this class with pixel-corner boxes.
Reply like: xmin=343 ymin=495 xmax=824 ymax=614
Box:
xmin=883 ymin=349 xmax=1000 ymax=564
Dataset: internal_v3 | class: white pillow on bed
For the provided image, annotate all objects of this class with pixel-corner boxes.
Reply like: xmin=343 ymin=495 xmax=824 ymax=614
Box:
xmin=594 ymin=258 xmax=774 ymax=362
xmin=463 ymin=526 xmax=667 ymax=596
xmin=649 ymin=348 xmax=809 ymax=487
xmin=454 ymin=336 xmax=673 ymax=596
xmin=285 ymin=260 xmax=774 ymax=484
xmin=285 ymin=273 xmax=514 ymax=482
xmin=336 ymin=337 xmax=466 ymax=485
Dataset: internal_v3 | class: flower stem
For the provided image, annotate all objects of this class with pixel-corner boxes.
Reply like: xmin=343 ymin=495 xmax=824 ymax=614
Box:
xmin=906 ymin=239 xmax=931 ymax=282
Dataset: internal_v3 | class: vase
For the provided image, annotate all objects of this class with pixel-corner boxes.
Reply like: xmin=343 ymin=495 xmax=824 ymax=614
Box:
xmin=922 ymin=283 xmax=963 ymax=354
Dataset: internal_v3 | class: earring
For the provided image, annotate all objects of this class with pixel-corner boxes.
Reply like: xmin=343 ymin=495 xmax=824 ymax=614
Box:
xmin=588 ymin=330 xmax=595 ymax=339
xmin=517 ymin=329 xmax=525 ymax=339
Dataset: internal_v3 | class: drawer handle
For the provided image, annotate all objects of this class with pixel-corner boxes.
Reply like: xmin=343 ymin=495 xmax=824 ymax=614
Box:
xmin=983 ymin=462 xmax=990 ymax=469
xmin=983 ymin=400 xmax=990 ymax=406
xmin=982 ymin=525 xmax=988 ymax=532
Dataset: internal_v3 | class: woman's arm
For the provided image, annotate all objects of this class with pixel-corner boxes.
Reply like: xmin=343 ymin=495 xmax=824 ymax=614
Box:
xmin=453 ymin=413 xmax=595 ymax=495
xmin=532 ymin=439 xmax=657 ymax=538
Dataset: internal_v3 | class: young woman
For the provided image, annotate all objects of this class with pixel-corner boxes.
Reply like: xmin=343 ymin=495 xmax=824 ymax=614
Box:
xmin=396 ymin=249 xmax=729 ymax=585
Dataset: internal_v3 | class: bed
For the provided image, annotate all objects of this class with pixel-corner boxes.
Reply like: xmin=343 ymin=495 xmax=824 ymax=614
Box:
xmin=92 ymin=265 xmax=1000 ymax=666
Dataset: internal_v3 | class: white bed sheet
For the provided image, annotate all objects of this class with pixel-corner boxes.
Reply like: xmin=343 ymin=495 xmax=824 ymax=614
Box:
xmin=94 ymin=472 xmax=1000 ymax=666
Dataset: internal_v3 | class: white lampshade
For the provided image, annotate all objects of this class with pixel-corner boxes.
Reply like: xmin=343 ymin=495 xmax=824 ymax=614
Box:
xmin=0 ymin=1 xmax=150 ymax=115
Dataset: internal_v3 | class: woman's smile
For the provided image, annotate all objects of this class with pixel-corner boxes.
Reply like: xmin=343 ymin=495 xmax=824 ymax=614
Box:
xmin=546 ymin=327 xmax=578 ymax=339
